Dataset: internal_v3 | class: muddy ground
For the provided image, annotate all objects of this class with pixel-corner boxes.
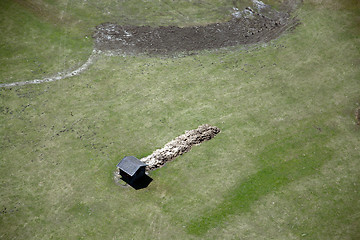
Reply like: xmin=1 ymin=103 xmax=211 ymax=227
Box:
xmin=93 ymin=1 xmax=300 ymax=55
xmin=0 ymin=1 xmax=300 ymax=88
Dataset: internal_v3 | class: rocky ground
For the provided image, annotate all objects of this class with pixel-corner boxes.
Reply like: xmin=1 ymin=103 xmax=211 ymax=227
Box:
xmin=140 ymin=124 xmax=220 ymax=170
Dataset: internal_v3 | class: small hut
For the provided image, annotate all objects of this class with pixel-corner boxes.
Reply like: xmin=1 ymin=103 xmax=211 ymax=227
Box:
xmin=117 ymin=156 xmax=147 ymax=183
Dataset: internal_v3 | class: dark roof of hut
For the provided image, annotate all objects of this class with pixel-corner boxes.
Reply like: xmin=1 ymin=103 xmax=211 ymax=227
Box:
xmin=117 ymin=156 xmax=147 ymax=176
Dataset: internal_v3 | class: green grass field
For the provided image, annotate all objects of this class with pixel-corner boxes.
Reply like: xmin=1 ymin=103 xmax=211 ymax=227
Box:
xmin=1 ymin=0 xmax=359 ymax=239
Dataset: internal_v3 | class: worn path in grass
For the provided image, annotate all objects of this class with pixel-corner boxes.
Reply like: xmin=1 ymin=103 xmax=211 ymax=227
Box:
xmin=1 ymin=0 xmax=359 ymax=239
xmin=0 ymin=50 xmax=100 ymax=88
xmin=0 ymin=0 xmax=298 ymax=88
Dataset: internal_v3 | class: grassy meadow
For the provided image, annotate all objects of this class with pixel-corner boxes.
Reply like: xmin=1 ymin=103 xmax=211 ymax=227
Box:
xmin=1 ymin=0 xmax=359 ymax=239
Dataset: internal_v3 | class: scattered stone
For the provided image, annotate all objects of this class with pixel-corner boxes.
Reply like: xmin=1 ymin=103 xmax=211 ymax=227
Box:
xmin=140 ymin=124 xmax=220 ymax=170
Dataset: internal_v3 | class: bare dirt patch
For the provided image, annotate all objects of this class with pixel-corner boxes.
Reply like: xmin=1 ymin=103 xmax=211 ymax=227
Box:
xmin=93 ymin=1 xmax=299 ymax=55
xmin=140 ymin=124 xmax=220 ymax=170
xmin=1 ymin=1 xmax=300 ymax=88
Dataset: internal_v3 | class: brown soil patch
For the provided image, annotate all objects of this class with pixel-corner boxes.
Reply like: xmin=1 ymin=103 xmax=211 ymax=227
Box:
xmin=356 ymin=108 xmax=360 ymax=125
xmin=93 ymin=1 xmax=299 ymax=55
xmin=141 ymin=124 xmax=220 ymax=170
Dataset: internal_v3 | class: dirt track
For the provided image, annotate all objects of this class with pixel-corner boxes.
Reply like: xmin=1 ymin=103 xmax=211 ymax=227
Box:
xmin=94 ymin=1 xmax=299 ymax=55
xmin=1 ymin=0 xmax=300 ymax=87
